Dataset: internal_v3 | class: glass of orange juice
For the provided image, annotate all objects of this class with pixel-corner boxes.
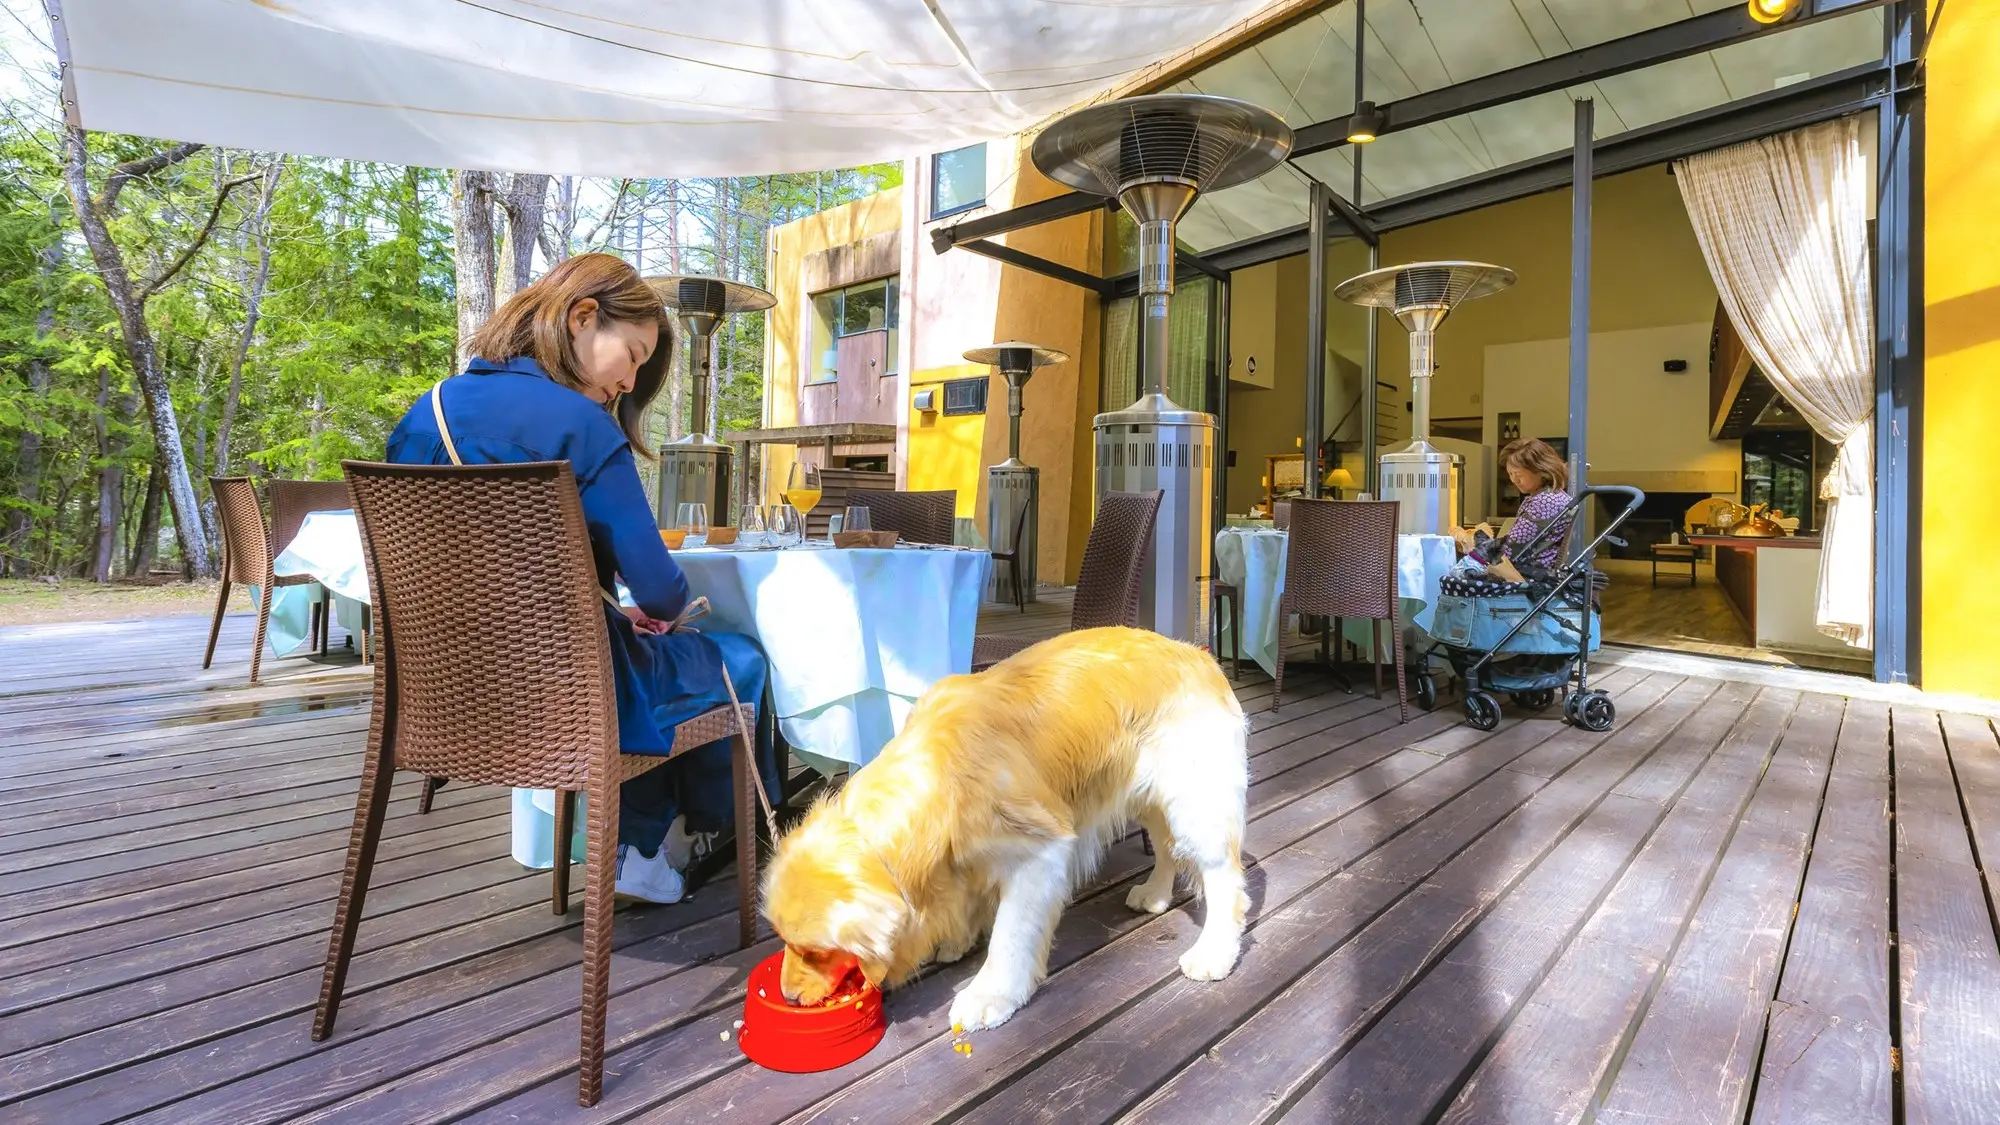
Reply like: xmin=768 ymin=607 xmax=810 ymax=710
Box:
xmin=785 ymin=461 xmax=822 ymax=541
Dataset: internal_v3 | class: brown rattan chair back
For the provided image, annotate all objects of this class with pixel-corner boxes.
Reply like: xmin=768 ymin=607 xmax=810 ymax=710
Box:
xmin=1071 ymin=489 xmax=1164 ymax=631
xmin=1282 ymin=498 xmax=1399 ymax=620
xmin=343 ymin=461 xmax=613 ymax=792
xmin=269 ymin=479 xmax=353 ymax=581
xmin=210 ymin=476 xmax=272 ymax=587
xmin=1273 ymin=499 xmax=1293 ymax=530
xmin=845 ymin=488 xmax=956 ymax=545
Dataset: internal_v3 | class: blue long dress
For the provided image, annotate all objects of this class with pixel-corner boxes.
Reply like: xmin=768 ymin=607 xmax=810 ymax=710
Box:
xmin=385 ymin=355 xmax=779 ymax=854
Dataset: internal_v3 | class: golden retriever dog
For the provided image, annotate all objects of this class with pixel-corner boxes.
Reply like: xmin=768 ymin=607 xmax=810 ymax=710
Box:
xmin=763 ymin=626 xmax=1249 ymax=1031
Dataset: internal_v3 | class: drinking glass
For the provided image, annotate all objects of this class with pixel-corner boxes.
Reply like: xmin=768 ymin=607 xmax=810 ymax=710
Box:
xmin=676 ymin=502 xmax=709 ymax=547
xmin=842 ymin=505 xmax=872 ymax=532
xmin=740 ymin=504 xmax=767 ymax=547
xmin=785 ymin=462 xmax=822 ymax=535
xmin=771 ymin=504 xmax=803 ymax=547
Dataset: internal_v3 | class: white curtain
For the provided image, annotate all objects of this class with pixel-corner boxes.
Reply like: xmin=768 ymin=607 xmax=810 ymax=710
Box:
xmin=1675 ymin=116 xmax=1875 ymax=650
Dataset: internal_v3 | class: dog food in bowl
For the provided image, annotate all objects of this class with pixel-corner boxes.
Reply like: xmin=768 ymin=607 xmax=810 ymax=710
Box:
xmin=738 ymin=951 xmax=885 ymax=1072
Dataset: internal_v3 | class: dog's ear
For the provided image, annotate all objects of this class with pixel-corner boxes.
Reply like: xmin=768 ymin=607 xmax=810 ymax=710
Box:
xmin=993 ymin=796 xmax=1071 ymax=841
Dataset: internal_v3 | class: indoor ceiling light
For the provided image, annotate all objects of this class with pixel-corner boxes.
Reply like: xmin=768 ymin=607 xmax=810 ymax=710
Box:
xmin=1747 ymin=0 xmax=1802 ymax=25
xmin=1346 ymin=100 xmax=1384 ymax=144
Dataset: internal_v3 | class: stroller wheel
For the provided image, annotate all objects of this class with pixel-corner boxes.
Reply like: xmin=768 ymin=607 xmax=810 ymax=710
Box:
xmin=1415 ymin=674 xmax=1439 ymax=712
xmin=1575 ymin=690 xmax=1616 ymax=732
xmin=1465 ymin=691 xmax=1502 ymax=732
xmin=1514 ymin=688 xmax=1555 ymax=711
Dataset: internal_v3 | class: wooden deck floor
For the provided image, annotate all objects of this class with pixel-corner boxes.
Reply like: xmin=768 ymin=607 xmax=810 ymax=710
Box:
xmin=4 ymin=598 xmax=2000 ymax=1124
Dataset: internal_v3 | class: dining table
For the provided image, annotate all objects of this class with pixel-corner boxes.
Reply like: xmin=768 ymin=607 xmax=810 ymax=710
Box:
xmin=265 ymin=509 xmax=991 ymax=868
xmin=1213 ymin=525 xmax=1456 ymax=678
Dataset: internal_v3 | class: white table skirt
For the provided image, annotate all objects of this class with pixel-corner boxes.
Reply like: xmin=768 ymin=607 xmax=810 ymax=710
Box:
xmin=263 ymin=509 xmax=369 ymax=657
xmin=1214 ymin=527 xmax=1455 ymax=678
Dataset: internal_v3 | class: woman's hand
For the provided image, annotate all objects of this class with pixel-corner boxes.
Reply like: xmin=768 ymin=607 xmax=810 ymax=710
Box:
xmin=621 ymin=604 xmax=672 ymax=635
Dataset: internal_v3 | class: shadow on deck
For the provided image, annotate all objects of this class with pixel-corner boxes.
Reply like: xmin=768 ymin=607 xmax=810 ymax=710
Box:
xmin=2 ymin=593 xmax=1998 ymax=1124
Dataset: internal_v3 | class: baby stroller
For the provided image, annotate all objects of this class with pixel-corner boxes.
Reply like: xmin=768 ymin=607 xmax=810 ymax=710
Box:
xmin=1412 ymin=484 xmax=1645 ymax=733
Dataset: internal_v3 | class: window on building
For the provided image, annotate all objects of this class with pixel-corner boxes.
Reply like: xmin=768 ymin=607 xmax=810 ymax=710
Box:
xmin=931 ymin=143 xmax=987 ymax=219
xmin=808 ymin=276 xmax=901 ymax=385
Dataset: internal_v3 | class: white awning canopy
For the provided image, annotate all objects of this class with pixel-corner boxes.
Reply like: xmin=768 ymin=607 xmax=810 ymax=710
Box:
xmin=54 ymin=0 xmax=1281 ymax=177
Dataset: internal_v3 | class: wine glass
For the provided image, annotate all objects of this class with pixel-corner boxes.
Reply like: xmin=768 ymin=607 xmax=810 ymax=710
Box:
xmin=676 ymin=502 xmax=709 ymax=547
xmin=740 ymin=504 xmax=767 ymax=548
xmin=785 ymin=462 xmax=822 ymax=538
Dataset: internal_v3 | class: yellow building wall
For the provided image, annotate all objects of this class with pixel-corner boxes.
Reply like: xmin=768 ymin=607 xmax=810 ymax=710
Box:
xmin=760 ymin=187 xmax=906 ymax=502
xmin=905 ymin=362 xmax=987 ymax=519
xmin=1922 ymin=0 xmax=2000 ymax=698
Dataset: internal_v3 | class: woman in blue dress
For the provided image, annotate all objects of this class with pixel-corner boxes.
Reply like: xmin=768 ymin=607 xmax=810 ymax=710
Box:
xmin=386 ymin=252 xmax=778 ymax=904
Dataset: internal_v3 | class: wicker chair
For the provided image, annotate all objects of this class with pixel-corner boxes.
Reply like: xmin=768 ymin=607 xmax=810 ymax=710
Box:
xmin=270 ymin=479 xmax=359 ymax=656
xmin=1272 ymin=498 xmax=1406 ymax=721
xmin=204 ymin=477 xmax=330 ymax=683
xmin=970 ymin=489 xmax=1162 ymax=671
xmin=312 ymin=461 xmax=759 ymax=1107
xmin=844 ymin=488 xmax=956 ymax=545
xmin=989 ymin=500 xmax=1031 ymax=612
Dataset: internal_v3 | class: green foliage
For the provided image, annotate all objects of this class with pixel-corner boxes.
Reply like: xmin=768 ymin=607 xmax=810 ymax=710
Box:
xmin=0 ymin=85 xmax=901 ymax=575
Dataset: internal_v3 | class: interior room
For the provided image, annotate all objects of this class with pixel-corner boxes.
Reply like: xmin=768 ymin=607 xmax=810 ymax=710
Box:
xmin=1210 ymin=158 xmax=1873 ymax=676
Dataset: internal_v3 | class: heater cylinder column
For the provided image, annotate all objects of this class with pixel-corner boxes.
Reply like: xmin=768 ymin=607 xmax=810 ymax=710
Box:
xmin=646 ymin=275 xmax=776 ymax=528
xmin=966 ymin=343 xmax=1066 ymax=607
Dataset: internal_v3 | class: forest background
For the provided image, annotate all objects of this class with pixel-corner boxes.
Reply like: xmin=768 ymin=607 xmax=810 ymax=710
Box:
xmin=0 ymin=2 xmax=898 ymax=584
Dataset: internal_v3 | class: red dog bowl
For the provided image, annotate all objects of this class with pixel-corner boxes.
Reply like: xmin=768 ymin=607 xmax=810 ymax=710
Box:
xmin=738 ymin=951 xmax=886 ymax=1072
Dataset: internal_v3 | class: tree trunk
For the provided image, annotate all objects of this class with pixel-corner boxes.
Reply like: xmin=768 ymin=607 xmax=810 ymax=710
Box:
xmin=496 ymin=173 xmax=549 ymax=304
xmin=127 ymin=451 xmax=166 ymax=578
xmin=91 ymin=366 xmax=122 ymax=583
xmin=59 ymin=125 xmax=216 ymax=577
xmin=453 ymin=170 xmax=497 ymax=367
xmin=216 ymin=162 xmax=282 ymax=477
xmin=4 ymin=211 xmax=60 ymax=577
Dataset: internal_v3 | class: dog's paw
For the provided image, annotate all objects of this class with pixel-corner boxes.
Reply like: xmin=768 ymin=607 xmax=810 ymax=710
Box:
xmin=935 ymin=939 xmax=973 ymax=965
xmin=1178 ymin=939 xmax=1240 ymax=982
xmin=1125 ymin=881 xmax=1173 ymax=915
xmin=948 ymin=984 xmax=1025 ymax=1031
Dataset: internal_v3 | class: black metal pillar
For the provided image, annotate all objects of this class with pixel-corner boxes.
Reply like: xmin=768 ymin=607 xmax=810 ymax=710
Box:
xmin=1305 ymin=179 xmax=1331 ymax=499
xmin=1873 ymin=0 xmax=1923 ymax=684
xmin=1213 ymin=275 xmax=1231 ymax=529
xmin=1567 ymin=98 xmax=1594 ymax=558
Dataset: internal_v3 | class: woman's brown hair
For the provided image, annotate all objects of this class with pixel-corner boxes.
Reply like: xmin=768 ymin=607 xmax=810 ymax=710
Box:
xmin=1500 ymin=437 xmax=1569 ymax=493
xmin=464 ymin=252 xmax=672 ymax=455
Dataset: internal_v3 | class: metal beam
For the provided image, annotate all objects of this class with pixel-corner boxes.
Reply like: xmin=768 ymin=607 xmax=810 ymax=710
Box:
xmin=1874 ymin=0 xmax=1924 ymax=684
xmin=929 ymin=191 xmax=1113 ymax=254
xmin=1371 ymin=63 xmax=1892 ymax=234
xmin=1323 ymin=185 xmax=1378 ymax=246
xmin=956 ymin=237 xmax=1115 ymax=297
xmin=1567 ymin=99 xmax=1594 ymax=548
xmin=1291 ymin=0 xmax=1894 ymax=159
xmin=1303 ymin=179 xmax=1330 ymax=500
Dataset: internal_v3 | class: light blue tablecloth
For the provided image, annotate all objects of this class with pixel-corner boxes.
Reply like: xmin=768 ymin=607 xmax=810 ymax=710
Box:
xmin=263 ymin=509 xmax=369 ymax=657
xmin=1214 ymin=527 xmax=1455 ymax=677
xmin=670 ymin=542 xmax=990 ymax=776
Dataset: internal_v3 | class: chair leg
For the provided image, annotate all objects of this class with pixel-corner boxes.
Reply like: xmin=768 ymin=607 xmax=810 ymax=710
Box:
xmin=361 ymin=607 xmax=374 ymax=664
xmin=1373 ymin=619 xmax=1384 ymax=700
xmin=1392 ymin=605 xmax=1409 ymax=723
xmin=1231 ymin=591 xmax=1243 ymax=681
xmin=578 ymin=769 xmax=619 ymax=1107
xmin=552 ymin=790 xmax=575 ymax=916
xmin=1013 ymin=559 xmax=1026 ymax=613
xmin=202 ymin=576 xmax=232 ymax=669
xmin=732 ymin=713 xmax=758 ymax=951
xmin=249 ymin=583 xmax=271 ymax=685
xmin=312 ymin=743 xmax=396 ymax=1042
xmin=418 ymin=775 xmax=446 ymax=814
xmin=1270 ymin=599 xmax=1287 ymax=711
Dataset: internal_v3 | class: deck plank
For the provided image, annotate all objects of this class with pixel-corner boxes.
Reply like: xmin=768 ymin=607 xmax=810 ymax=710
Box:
xmin=1747 ymin=700 xmax=1893 ymax=1125
xmin=1434 ymin=689 xmax=1801 ymax=1124
xmin=1593 ymin=692 xmax=1845 ymax=1125
xmin=1891 ymin=706 xmax=2000 ymax=1125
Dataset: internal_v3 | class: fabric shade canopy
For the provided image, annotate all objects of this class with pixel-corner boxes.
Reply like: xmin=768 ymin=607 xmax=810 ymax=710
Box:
xmin=53 ymin=0 xmax=1281 ymax=177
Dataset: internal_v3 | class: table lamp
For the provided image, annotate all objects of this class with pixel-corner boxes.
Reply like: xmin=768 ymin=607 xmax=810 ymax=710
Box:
xmin=1324 ymin=467 xmax=1356 ymax=500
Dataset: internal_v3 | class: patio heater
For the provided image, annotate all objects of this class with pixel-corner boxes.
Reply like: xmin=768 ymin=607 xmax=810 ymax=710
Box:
xmin=646 ymin=274 xmax=777 ymax=527
xmin=965 ymin=342 xmax=1069 ymax=605
xmin=1032 ymin=94 xmax=1292 ymax=644
xmin=1333 ymin=262 xmax=1516 ymax=535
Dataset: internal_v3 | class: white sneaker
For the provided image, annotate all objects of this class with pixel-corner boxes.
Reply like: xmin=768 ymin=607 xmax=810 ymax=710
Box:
xmin=663 ymin=814 xmax=716 ymax=872
xmin=614 ymin=844 xmax=686 ymax=904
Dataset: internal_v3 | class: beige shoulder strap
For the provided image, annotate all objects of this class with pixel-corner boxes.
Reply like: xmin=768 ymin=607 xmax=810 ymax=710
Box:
xmin=429 ymin=381 xmax=463 ymax=466
xmin=431 ymin=377 xmax=621 ymax=609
